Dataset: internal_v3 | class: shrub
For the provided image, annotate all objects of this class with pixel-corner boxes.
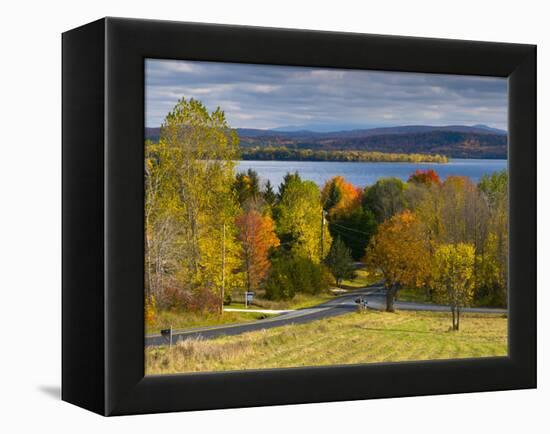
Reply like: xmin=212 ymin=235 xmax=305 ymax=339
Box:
xmin=158 ymin=281 xmax=187 ymax=310
xmin=223 ymin=293 xmax=233 ymax=306
xmin=265 ymin=254 xmax=330 ymax=300
xmin=157 ymin=281 xmax=220 ymax=314
xmin=185 ymin=288 xmax=220 ymax=314
xmin=145 ymin=295 xmax=157 ymax=324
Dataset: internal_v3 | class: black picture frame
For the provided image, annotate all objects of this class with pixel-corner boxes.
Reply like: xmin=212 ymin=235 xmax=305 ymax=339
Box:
xmin=62 ymin=17 xmax=536 ymax=416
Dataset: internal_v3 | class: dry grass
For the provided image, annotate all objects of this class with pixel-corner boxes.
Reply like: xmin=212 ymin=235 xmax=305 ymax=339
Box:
xmin=145 ymin=310 xmax=507 ymax=375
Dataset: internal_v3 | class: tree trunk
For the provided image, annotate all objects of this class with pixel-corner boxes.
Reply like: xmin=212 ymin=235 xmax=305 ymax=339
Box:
xmin=451 ymin=305 xmax=456 ymax=331
xmin=145 ymin=233 xmax=153 ymax=299
xmin=456 ymin=307 xmax=460 ymax=331
xmin=386 ymin=284 xmax=397 ymax=312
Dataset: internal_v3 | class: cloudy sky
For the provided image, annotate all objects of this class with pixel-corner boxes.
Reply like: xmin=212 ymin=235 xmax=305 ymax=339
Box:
xmin=145 ymin=59 xmax=507 ymax=131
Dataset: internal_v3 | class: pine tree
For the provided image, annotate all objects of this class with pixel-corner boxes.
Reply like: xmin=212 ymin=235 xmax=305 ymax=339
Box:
xmin=324 ymin=237 xmax=355 ymax=287
xmin=277 ymin=171 xmax=301 ymax=200
xmin=263 ymin=180 xmax=277 ymax=208
xmin=234 ymin=169 xmax=260 ymax=206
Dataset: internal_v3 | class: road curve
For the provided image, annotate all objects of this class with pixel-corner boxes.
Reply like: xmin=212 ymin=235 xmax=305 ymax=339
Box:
xmin=145 ymin=283 xmax=506 ymax=347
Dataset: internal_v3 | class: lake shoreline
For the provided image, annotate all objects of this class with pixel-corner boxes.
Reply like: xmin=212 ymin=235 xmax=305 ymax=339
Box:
xmin=240 ymin=158 xmax=448 ymax=164
xmin=236 ymin=158 xmax=507 ymax=187
xmin=241 ymin=149 xmax=448 ymax=164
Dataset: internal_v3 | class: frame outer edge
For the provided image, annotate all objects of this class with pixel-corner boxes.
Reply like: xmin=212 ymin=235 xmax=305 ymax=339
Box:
xmin=62 ymin=18 xmax=107 ymax=415
xmin=98 ymin=18 xmax=537 ymax=415
xmin=508 ymin=45 xmax=537 ymax=387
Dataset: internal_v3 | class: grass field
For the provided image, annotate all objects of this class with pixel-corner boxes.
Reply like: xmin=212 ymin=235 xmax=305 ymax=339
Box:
xmin=145 ymin=309 xmax=276 ymax=335
xmin=145 ymin=310 xmax=507 ymax=375
xmin=340 ymin=268 xmax=381 ymax=289
xmin=228 ymin=291 xmax=336 ymax=311
xmin=396 ymin=287 xmax=432 ymax=303
xmin=394 ymin=287 xmax=507 ymax=309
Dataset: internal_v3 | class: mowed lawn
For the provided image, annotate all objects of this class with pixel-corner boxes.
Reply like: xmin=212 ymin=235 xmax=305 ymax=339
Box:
xmin=145 ymin=310 xmax=507 ymax=375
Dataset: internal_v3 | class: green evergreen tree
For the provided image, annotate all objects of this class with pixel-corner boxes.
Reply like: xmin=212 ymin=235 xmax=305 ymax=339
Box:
xmin=277 ymin=171 xmax=301 ymax=200
xmin=324 ymin=237 xmax=355 ymax=287
xmin=263 ymin=180 xmax=277 ymax=208
xmin=234 ymin=169 xmax=261 ymax=206
xmin=329 ymin=208 xmax=377 ymax=260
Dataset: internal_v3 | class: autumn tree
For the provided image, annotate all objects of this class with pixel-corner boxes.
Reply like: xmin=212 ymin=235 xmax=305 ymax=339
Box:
xmin=405 ymin=171 xmax=507 ymax=307
xmin=145 ymin=139 xmax=182 ymax=300
xmin=432 ymin=243 xmax=476 ymax=330
xmin=324 ymin=237 xmax=356 ymax=287
xmin=320 ymin=176 xmax=375 ymax=260
xmin=148 ymin=97 xmax=242 ymax=312
xmin=408 ymin=169 xmax=441 ymax=185
xmin=404 ymin=181 xmax=443 ymax=245
xmin=365 ymin=210 xmax=431 ymax=312
xmin=275 ymin=177 xmax=332 ymax=262
xmin=363 ymin=177 xmax=407 ymax=223
xmin=477 ymin=170 xmax=508 ymax=306
xmin=439 ymin=176 xmax=476 ymax=244
xmin=321 ymin=176 xmax=361 ymax=217
xmin=410 ymin=175 xmax=488 ymax=250
xmin=236 ymin=210 xmax=280 ymax=293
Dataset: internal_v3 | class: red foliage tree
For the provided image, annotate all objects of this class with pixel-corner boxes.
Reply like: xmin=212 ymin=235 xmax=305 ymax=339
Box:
xmin=408 ymin=169 xmax=441 ymax=185
xmin=236 ymin=210 xmax=280 ymax=292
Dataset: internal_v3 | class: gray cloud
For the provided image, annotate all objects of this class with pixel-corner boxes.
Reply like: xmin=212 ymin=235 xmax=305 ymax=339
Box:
xmin=145 ymin=59 xmax=507 ymax=131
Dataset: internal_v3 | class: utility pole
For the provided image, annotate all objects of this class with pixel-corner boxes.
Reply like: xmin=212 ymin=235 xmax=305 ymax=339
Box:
xmin=221 ymin=223 xmax=226 ymax=315
xmin=320 ymin=209 xmax=327 ymax=258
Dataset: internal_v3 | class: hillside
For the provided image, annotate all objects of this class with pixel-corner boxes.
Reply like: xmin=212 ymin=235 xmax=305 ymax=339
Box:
xmin=145 ymin=125 xmax=507 ymax=159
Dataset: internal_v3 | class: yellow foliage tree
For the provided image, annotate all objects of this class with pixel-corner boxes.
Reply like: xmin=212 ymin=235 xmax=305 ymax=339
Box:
xmin=144 ymin=295 xmax=157 ymax=325
xmin=432 ymin=243 xmax=475 ymax=330
xmin=365 ymin=210 xmax=431 ymax=312
xmin=276 ymin=178 xmax=332 ymax=263
xmin=145 ymin=140 xmax=185 ymax=299
xmin=146 ymin=98 xmax=242 ymax=312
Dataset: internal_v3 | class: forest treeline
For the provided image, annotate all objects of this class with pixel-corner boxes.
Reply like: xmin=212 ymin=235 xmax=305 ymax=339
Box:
xmin=241 ymin=147 xmax=448 ymax=163
xmin=145 ymin=98 xmax=508 ymax=330
xmin=236 ymin=128 xmax=507 ymax=159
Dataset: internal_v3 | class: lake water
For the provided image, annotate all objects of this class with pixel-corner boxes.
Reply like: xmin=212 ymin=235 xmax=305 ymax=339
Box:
xmin=236 ymin=159 xmax=507 ymax=188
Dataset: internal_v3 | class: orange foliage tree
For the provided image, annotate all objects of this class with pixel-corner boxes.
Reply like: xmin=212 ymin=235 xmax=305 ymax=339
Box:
xmin=408 ymin=169 xmax=441 ymax=185
xmin=365 ymin=210 xmax=432 ymax=312
xmin=236 ymin=210 xmax=280 ymax=293
xmin=321 ymin=175 xmax=362 ymax=216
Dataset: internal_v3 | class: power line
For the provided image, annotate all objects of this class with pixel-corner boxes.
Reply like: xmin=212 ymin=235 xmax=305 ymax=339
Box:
xmin=329 ymin=222 xmax=372 ymax=236
xmin=330 ymin=226 xmax=369 ymax=243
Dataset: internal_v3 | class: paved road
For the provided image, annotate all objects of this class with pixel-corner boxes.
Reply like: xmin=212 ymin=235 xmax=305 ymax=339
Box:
xmin=145 ymin=283 xmax=506 ymax=347
xmin=368 ymin=292 xmax=508 ymax=314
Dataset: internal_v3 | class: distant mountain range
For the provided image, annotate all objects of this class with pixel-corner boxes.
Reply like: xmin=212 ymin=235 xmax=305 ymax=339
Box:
xmin=145 ymin=124 xmax=507 ymax=159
